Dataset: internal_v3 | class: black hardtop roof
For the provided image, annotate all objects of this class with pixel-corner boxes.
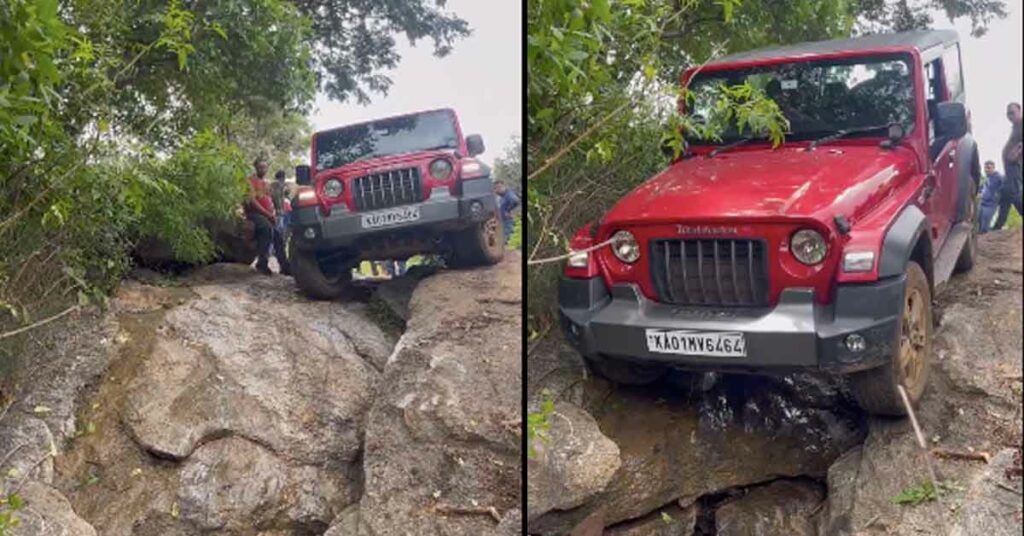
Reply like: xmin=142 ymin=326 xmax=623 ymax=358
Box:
xmin=708 ymin=29 xmax=959 ymax=66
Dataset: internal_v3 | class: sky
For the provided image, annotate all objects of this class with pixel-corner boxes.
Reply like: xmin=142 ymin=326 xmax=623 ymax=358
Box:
xmin=931 ymin=0 xmax=1023 ymax=168
xmin=307 ymin=0 xmax=522 ymax=168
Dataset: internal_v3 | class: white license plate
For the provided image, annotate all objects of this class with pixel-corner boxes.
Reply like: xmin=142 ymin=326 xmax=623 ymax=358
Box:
xmin=645 ymin=329 xmax=746 ymax=357
xmin=361 ymin=206 xmax=421 ymax=229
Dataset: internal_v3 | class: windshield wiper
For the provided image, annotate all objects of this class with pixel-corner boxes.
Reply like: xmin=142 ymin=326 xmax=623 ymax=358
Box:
xmin=806 ymin=123 xmax=893 ymax=151
xmin=706 ymin=135 xmax=765 ymax=158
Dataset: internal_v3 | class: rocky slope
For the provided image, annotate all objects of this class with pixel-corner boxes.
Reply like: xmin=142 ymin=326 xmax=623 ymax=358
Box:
xmin=0 ymin=254 xmax=522 ymax=535
xmin=527 ymin=229 xmax=1022 ymax=535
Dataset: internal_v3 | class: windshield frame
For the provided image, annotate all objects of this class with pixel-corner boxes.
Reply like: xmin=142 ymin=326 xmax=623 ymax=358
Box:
xmin=682 ymin=51 xmax=920 ymax=147
xmin=311 ymin=108 xmax=465 ymax=173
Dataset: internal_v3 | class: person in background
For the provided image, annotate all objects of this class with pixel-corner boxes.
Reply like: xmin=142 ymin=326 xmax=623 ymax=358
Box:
xmin=244 ymin=158 xmax=277 ymax=275
xmin=992 ymin=102 xmax=1023 ymax=231
xmin=978 ymin=160 xmax=1003 ymax=234
xmin=269 ymin=170 xmax=292 ymax=275
xmin=494 ymin=180 xmax=519 ymax=244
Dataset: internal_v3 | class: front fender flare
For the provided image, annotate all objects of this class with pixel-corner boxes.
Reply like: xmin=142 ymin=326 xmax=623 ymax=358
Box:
xmin=878 ymin=204 xmax=931 ymax=280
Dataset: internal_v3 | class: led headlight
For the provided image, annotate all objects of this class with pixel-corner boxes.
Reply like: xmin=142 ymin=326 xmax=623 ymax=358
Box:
xmin=323 ymin=178 xmax=344 ymax=198
xmin=429 ymin=158 xmax=453 ymax=180
xmin=611 ymin=230 xmax=640 ymax=263
xmin=567 ymin=250 xmax=589 ymax=268
xmin=843 ymin=251 xmax=875 ymax=272
xmin=790 ymin=229 xmax=827 ymax=265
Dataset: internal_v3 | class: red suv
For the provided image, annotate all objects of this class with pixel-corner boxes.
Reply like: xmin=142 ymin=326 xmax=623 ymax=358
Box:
xmin=558 ymin=30 xmax=979 ymax=415
xmin=290 ymin=108 xmax=504 ymax=298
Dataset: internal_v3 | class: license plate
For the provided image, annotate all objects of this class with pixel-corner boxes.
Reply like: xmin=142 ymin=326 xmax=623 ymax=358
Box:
xmin=645 ymin=329 xmax=746 ymax=357
xmin=361 ymin=206 xmax=420 ymax=229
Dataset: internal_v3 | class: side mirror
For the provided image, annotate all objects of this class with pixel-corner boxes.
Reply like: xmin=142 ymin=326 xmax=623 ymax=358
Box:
xmin=295 ymin=165 xmax=311 ymax=185
xmin=466 ymin=134 xmax=485 ymax=157
xmin=935 ymin=102 xmax=967 ymax=139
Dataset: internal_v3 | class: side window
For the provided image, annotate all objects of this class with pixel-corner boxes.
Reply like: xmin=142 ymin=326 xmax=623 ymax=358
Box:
xmin=925 ymin=59 xmax=943 ymax=146
xmin=942 ymin=45 xmax=963 ymax=101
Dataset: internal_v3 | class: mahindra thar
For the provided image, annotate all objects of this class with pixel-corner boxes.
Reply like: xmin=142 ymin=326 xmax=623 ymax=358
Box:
xmin=558 ymin=30 xmax=980 ymax=416
xmin=289 ymin=108 xmax=504 ymax=299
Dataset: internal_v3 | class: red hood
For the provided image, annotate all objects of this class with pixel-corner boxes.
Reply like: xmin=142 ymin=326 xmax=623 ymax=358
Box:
xmin=604 ymin=144 xmax=918 ymax=228
xmin=314 ymin=149 xmax=456 ymax=179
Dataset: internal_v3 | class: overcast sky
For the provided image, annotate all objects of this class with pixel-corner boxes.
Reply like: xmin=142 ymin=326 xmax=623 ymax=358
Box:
xmin=932 ymin=0 xmax=1022 ymax=168
xmin=307 ymin=0 xmax=522 ymax=168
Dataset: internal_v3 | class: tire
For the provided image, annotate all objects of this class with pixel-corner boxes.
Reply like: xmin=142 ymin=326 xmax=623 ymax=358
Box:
xmin=447 ymin=214 xmax=505 ymax=268
xmin=954 ymin=178 xmax=978 ymax=274
xmin=585 ymin=355 xmax=668 ymax=386
xmin=848 ymin=261 xmax=932 ymax=416
xmin=289 ymin=243 xmax=352 ymax=300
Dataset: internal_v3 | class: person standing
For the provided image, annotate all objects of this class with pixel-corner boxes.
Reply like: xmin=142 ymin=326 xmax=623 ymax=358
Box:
xmin=978 ymin=160 xmax=1003 ymax=234
xmin=269 ymin=170 xmax=292 ymax=275
xmin=494 ymin=180 xmax=519 ymax=244
xmin=992 ymin=102 xmax=1023 ymax=230
xmin=245 ymin=158 xmax=289 ymax=275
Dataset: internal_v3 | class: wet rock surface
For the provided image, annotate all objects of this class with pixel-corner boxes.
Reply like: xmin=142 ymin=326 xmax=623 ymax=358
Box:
xmin=2 ymin=253 xmax=521 ymax=535
xmin=528 ymin=229 xmax=1022 ymax=535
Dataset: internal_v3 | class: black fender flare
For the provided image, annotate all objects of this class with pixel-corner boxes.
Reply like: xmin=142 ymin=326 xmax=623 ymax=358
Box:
xmin=878 ymin=204 xmax=932 ymax=283
xmin=954 ymin=135 xmax=980 ymax=223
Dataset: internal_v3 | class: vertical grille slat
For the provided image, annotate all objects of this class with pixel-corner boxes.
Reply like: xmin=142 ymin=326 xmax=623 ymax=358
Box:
xmin=650 ymin=237 xmax=768 ymax=307
xmin=352 ymin=166 xmax=423 ymax=211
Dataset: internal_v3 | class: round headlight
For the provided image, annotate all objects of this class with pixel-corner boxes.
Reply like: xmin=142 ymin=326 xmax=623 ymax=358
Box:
xmin=611 ymin=230 xmax=640 ymax=263
xmin=429 ymin=158 xmax=453 ymax=180
xmin=791 ymin=229 xmax=828 ymax=265
xmin=323 ymin=178 xmax=344 ymax=198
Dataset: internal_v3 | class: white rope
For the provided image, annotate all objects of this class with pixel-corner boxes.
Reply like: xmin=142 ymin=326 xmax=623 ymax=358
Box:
xmin=526 ymin=237 xmax=618 ymax=266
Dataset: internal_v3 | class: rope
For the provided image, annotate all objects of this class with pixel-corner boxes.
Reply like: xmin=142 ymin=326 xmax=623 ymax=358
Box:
xmin=526 ymin=237 xmax=618 ymax=266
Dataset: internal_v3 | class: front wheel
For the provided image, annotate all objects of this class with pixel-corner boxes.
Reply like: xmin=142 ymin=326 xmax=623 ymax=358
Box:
xmin=848 ymin=261 xmax=932 ymax=416
xmin=447 ymin=214 xmax=505 ymax=268
xmin=290 ymin=243 xmax=353 ymax=300
xmin=584 ymin=356 xmax=668 ymax=386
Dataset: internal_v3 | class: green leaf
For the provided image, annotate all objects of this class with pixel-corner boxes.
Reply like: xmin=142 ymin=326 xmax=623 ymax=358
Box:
xmin=7 ymin=494 xmax=22 ymax=510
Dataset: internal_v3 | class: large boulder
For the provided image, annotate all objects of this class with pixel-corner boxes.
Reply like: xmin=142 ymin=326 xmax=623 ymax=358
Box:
xmin=714 ymin=480 xmax=823 ymax=536
xmin=11 ymin=480 xmax=97 ymax=536
xmin=527 ymin=401 xmax=620 ymax=521
xmin=359 ymin=254 xmax=522 ymax=535
xmin=177 ymin=436 xmax=355 ymax=533
xmin=133 ymin=216 xmax=257 ymax=268
xmin=123 ymin=277 xmax=393 ymax=465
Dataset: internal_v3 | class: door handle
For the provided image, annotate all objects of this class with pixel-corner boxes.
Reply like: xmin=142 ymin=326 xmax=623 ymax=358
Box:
xmin=924 ymin=174 xmax=936 ymax=198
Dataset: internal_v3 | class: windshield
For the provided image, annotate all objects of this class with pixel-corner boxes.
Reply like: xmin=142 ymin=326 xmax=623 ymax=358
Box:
xmin=687 ymin=54 xmax=915 ymax=144
xmin=314 ymin=110 xmax=459 ymax=170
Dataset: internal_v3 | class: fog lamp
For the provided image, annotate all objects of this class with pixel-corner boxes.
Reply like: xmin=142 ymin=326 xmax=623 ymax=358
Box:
xmin=303 ymin=228 xmax=316 ymax=239
xmin=469 ymin=200 xmax=483 ymax=218
xmin=845 ymin=334 xmax=867 ymax=353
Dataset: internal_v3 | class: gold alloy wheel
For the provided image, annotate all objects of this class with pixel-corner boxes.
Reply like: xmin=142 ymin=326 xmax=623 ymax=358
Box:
xmin=898 ymin=285 xmax=928 ymax=391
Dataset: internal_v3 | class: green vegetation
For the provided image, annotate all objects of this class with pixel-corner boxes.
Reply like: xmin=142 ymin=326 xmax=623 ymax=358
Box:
xmin=893 ymin=480 xmax=960 ymax=506
xmin=525 ymin=0 xmax=1008 ymax=335
xmin=527 ymin=389 xmax=555 ymax=459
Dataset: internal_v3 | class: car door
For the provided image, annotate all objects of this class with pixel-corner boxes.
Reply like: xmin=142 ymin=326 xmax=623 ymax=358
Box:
xmin=924 ymin=53 xmax=960 ymax=250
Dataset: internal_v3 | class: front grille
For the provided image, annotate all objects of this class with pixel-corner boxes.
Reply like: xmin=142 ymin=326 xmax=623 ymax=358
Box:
xmin=352 ymin=167 xmax=423 ymax=211
xmin=649 ymin=238 xmax=769 ymax=307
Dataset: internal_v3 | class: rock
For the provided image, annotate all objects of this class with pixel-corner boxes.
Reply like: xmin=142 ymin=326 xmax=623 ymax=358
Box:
xmin=111 ymin=280 xmax=188 ymax=314
xmin=606 ymin=503 xmax=697 ymax=536
xmin=527 ymin=401 xmax=620 ymax=521
xmin=714 ymin=480 xmax=823 ymax=536
xmin=0 ymin=414 xmax=56 ymax=487
xmin=133 ymin=216 xmax=257 ymax=268
xmin=189 ymin=262 xmax=259 ymax=283
xmin=324 ymin=504 xmax=371 ymax=536
xmin=529 ymin=375 xmax=864 ymax=534
xmin=12 ymin=480 xmax=96 ymax=536
xmin=359 ymin=255 xmax=522 ymax=536
xmin=177 ymin=436 xmax=354 ymax=532
xmin=950 ymin=449 xmax=1023 ymax=536
xmin=495 ymin=508 xmax=523 ymax=535
xmin=123 ymin=279 xmax=390 ymax=465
